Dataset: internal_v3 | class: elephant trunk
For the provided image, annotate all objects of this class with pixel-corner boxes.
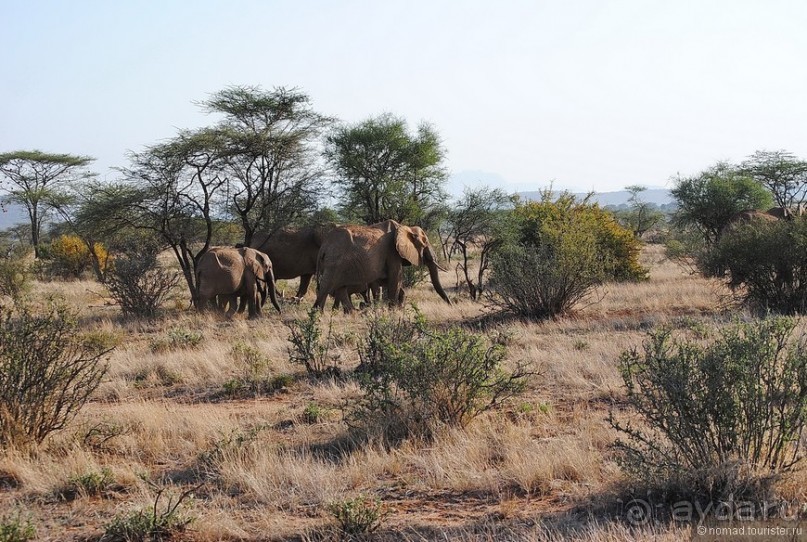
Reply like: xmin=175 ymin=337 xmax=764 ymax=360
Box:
xmin=425 ymin=248 xmax=451 ymax=305
xmin=266 ymin=269 xmax=281 ymax=314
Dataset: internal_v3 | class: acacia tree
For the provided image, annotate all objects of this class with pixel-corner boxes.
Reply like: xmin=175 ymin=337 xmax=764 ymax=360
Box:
xmin=617 ymin=185 xmax=665 ymax=238
xmin=741 ymin=150 xmax=807 ymax=208
xmin=0 ymin=151 xmax=95 ymax=257
xmin=119 ymin=128 xmax=228 ymax=306
xmin=671 ymin=163 xmax=772 ymax=244
xmin=203 ymin=86 xmax=331 ymax=245
xmin=443 ymin=187 xmax=512 ymax=300
xmin=325 ymin=113 xmax=447 ymax=227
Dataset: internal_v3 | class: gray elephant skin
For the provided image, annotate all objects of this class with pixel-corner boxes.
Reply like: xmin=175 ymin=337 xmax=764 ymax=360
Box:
xmin=196 ymin=246 xmax=281 ymax=319
xmin=247 ymin=226 xmax=332 ymax=300
xmin=314 ymin=219 xmax=451 ymax=313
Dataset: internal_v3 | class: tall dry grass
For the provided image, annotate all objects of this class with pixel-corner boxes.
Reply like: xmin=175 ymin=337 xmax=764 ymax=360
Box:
xmin=0 ymin=245 xmax=747 ymax=540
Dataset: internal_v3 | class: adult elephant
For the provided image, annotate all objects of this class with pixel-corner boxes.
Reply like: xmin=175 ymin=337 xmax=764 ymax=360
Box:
xmin=719 ymin=209 xmax=779 ymax=239
xmin=315 ymin=220 xmax=451 ymax=314
xmin=766 ymin=205 xmax=806 ymax=220
xmin=246 ymin=226 xmax=332 ymax=300
xmin=196 ymin=246 xmax=281 ymax=319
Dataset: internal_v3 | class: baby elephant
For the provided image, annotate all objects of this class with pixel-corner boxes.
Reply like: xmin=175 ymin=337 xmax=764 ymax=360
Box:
xmin=196 ymin=246 xmax=281 ymax=319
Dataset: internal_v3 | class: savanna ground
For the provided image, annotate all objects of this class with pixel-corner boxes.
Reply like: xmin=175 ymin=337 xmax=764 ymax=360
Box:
xmin=2 ymin=245 xmax=804 ymax=541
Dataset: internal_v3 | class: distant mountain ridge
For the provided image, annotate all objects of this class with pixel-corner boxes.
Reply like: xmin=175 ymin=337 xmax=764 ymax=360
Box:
xmin=518 ymin=188 xmax=673 ymax=207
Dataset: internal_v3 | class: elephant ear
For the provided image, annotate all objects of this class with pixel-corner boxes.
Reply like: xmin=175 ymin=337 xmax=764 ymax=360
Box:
xmin=253 ymin=251 xmax=272 ymax=277
xmin=395 ymin=226 xmax=425 ymax=266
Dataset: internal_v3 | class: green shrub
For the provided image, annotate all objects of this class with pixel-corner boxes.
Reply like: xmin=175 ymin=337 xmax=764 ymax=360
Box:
xmin=669 ymin=162 xmax=772 ymax=244
xmin=286 ymin=308 xmax=342 ymax=377
xmin=268 ymin=373 xmax=295 ymax=390
xmin=490 ymin=194 xmax=646 ymax=320
xmin=223 ymin=341 xmax=273 ymax=397
xmin=302 ymin=402 xmax=333 ymax=424
xmin=349 ymin=309 xmax=531 ymax=442
xmin=328 ymin=494 xmax=389 ymax=536
xmin=101 ymin=487 xmax=195 ymax=542
xmin=0 ymin=302 xmax=110 ymax=448
xmin=0 ymin=510 xmax=35 ymax=542
xmin=131 ymin=364 xmax=182 ymax=389
xmin=80 ymin=329 xmax=123 ymax=354
xmin=610 ymin=317 xmax=807 ymax=503
xmin=512 ymin=195 xmax=647 ymax=282
xmin=58 ymin=468 xmax=115 ymax=500
xmin=81 ymin=419 xmax=130 ymax=452
xmin=705 ymin=219 xmax=807 ymax=314
xmin=150 ymin=326 xmax=204 ymax=353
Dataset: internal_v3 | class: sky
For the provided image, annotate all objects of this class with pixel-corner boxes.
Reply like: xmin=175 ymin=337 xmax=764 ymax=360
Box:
xmin=2 ymin=0 xmax=807 ymax=196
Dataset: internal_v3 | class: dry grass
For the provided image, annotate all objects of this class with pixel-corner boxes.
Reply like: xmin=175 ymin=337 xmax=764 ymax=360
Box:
xmin=1 ymin=243 xmax=798 ymax=541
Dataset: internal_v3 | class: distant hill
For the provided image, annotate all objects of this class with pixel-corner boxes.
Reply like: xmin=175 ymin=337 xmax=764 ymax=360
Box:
xmin=518 ymin=188 xmax=673 ymax=207
xmin=0 ymin=203 xmax=27 ymax=230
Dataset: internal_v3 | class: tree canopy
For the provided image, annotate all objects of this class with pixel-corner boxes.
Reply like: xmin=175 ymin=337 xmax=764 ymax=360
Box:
xmin=443 ymin=187 xmax=513 ymax=299
xmin=671 ymin=163 xmax=773 ymax=243
xmin=741 ymin=150 xmax=807 ymax=208
xmin=203 ymin=86 xmax=333 ymax=244
xmin=0 ymin=150 xmax=94 ymax=257
xmin=325 ymin=113 xmax=447 ymax=227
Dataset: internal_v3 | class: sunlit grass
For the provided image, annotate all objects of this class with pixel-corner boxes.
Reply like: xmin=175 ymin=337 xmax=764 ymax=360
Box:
xmin=0 ymin=244 xmax=740 ymax=540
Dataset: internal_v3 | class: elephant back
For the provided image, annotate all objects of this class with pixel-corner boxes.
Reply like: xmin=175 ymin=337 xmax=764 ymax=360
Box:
xmin=197 ymin=247 xmax=246 ymax=296
xmin=250 ymin=228 xmax=325 ymax=280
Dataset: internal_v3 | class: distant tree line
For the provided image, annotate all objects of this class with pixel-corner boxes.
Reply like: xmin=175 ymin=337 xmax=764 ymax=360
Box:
xmin=8 ymin=84 xmax=802 ymax=318
xmin=666 ymin=150 xmax=807 ymax=314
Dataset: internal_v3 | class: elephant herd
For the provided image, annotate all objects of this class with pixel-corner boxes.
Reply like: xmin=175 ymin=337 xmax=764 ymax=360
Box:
xmin=195 ymin=219 xmax=451 ymax=318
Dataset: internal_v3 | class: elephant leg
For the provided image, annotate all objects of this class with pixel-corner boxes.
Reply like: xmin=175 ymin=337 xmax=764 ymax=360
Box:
xmin=385 ymin=265 xmax=403 ymax=308
xmin=314 ymin=278 xmax=333 ymax=311
xmin=314 ymin=292 xmax=328 ymax=311
xmin=223 ymin=294 xmax=238 ymax=317
xmin=370 ymin=284 xmax=381 ymax=303
xmin=295 ymin=274 xmax=313 ymax=300
xmin=246 ymin=291 xmax=260 ymax=319
xmin=335 ymin=287 xmax=355 ymax=314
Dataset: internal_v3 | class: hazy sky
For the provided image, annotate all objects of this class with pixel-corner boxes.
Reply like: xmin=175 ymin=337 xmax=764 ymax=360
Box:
xmin=2 ymin=0 xmax=806 ymax=195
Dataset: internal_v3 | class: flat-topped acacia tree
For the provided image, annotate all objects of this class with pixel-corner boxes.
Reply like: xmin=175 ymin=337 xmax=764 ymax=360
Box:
xmin=0 ymin=150 xmax=95 ymax=257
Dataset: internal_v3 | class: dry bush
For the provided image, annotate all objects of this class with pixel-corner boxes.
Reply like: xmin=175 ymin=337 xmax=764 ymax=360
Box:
xmin=104 ymin=242 xmax=180 ymax=318
xmin=0 ymin=301 xmax=110 ymax=449
xmin=611 ymin=316 xmax=807 ymax=504
xmin=0 ymin=247 xmax=31 ymax=302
